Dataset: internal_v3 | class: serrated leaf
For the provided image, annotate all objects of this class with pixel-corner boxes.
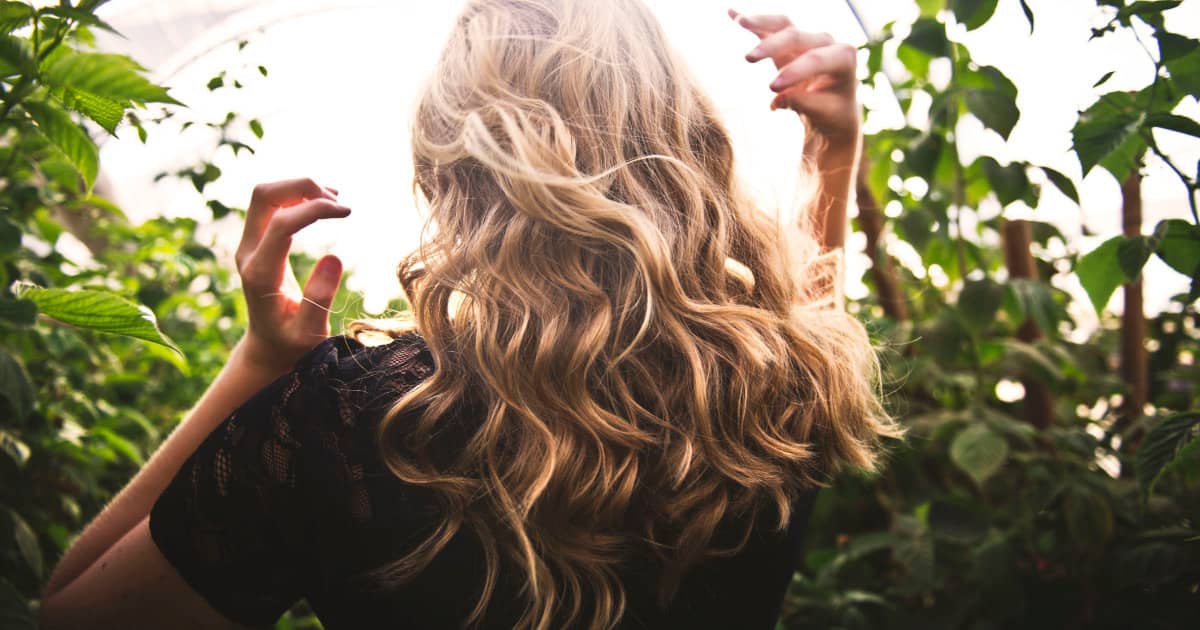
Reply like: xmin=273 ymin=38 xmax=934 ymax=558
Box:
xmin=13 ymin=283 xmax=182 ymax=356
xmin=966 ymin=89 xmax=1019 ymax=140
xmin=24 ymin=99 xmax=98 ymax=190
xmin=0 ymin=348 xmax=33 ymax=422
xmin=1154 ymin=219 xmax=1200 ymax=278
xmin=1138 ymin=412 xmax=1200 ymax=496
xmin=54 ymin=87 xmax=125 ymax=135
xmin=0 ymin=2 xmax=33 ymax=35
xmin=1041 ymin=167 xmax=1080 ymax=204
xmin=0 ymin=33 xmax=34 ymax=76
xmin=38 ymin=5 xmax=123 ymax=37
xmin=41 ymin=49 xmax=181 ymax=105
xmin=1076 ymin=235 xmax=1124 ymax=315
xmin=1071 ymin=92 xmax=1146 ymax=180
xmin=950 ymin=424 xmax=1008 ymax=486
xmin=950 ymin=0 xmax=998 ymax=30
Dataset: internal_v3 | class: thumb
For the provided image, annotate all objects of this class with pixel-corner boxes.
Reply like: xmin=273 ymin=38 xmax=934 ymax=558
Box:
xmin=298 ymin=254 xmax=343 ymax=334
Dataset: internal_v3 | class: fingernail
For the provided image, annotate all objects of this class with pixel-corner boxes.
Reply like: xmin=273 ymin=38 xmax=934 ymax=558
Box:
xmin=769 ymin=77 xmax=785 ymax=91
xmin=746 ymin=47 xmax=763 ymax=61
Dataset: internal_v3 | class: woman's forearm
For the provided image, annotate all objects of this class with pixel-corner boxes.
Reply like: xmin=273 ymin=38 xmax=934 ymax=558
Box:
xmin=806 ymin=134 xmax=860 ymax=252
xmin=42 ymin=339 xmax=284 ymax=598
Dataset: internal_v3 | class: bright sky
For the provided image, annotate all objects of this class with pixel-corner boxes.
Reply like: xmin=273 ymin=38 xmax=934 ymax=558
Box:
xmin=94 ymin=0 xmax=1199 ymax=319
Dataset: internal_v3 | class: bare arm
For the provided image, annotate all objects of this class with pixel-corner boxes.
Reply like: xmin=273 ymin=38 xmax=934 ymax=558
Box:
xmin=732 ymin=10 xmax=863 ymax=252
xmin=40 ymin=178 xmax=349 ymax=628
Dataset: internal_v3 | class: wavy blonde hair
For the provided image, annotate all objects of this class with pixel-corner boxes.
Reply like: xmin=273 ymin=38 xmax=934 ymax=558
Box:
xmin=353 ymin=0 xmax=899 ymax=627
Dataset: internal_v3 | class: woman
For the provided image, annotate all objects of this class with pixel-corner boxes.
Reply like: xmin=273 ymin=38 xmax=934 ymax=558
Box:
xmin=39 ymin=1 xmax=898 ymax=628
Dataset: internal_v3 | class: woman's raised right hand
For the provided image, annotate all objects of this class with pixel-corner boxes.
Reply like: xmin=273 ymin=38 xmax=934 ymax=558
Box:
xmin=233 ymin=178 xmax=351 ymax=375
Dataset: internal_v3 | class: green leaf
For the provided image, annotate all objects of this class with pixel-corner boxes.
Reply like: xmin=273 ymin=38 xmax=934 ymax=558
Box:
xmin=0 ymin=215 xmax=20 ymax=254
xmin=950 ymin=424 xmax=1008 ymax=487
xmin=23 ymin=98 xmax=98 ymax=190
xmin=950 ymin=0 xmax=998 ymax=30
xmin=1117 ymin=232 xmax=1163 ymax=281
xmin=0 ymin=34 xmax=34 ymax=76
xmin=0 ymin=2 xmax=33 ymax=35
xmin=249 ymin=118 xmax=264 ymax=139
xmin=40 ymin=49 xmax=181 ymax=105
xmin=1092 ymin=71 xmax=1115 ymax=89
xmin=905 ymin=18 xmax=950 ymax=58
xmin=1138 ymin=412 xmax=1200 ymax=496
xmin=0 ymin=348 xmax=33 ymax=422
xmin=1071 ymin=92 xmax=1146 ymax=180
xmin=0 ymin=578 xmax=34 ymax=630
xmin=958 ymin=278 xmax=1005 ymax=331
xmin=13 ymin=283 xmax=182 ymax=356
xmin=1076 ymin=235 xmax=1124 ymax=315
xmin=1154 ymin=219 xmax=1200 ymax=278
xmin=0 ymin=430 xmax=29 ymax=469
xmin=38 ymin=5 xmax=123 ymax=37
xmin=1147 ymin=112 xmax=1200 ymax=138
xmin=965 ymin=89 xmax=1019 ymax=140
xmin=0 ymin=298 xmax=36 ymax=326
xmin=2 ymin=508 xmax=41 ymax=579
xmin=1007 ymin=278 xmax=1061 ymax=337
xmin=905 ymin=133 xmax=944 ymax=180
xmin=1063 ymin=486 xmax=1114 ymax=550
xmin=53 ymin=87 xmax=124 ymax=135
xmin=1018 ymin=0 xmax=1034 ymax=33
xmin=916 ymin=0 xmax=943 ymax=17
xmin=981 ymin=157 xmax=1029 ymax=205
xmin=1041 ymin=167 xmax=1080 ymax=204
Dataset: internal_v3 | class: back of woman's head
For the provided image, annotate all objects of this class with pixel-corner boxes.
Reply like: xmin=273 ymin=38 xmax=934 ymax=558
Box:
xmin=361 ymin=0 xmax=900 ymax=627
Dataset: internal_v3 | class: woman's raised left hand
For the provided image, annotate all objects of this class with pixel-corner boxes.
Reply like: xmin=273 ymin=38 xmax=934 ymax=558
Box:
xmin=233 ymin=178 xmax=350 ymax=375
xmin=731 ymin=9 xmax=861 ymax=147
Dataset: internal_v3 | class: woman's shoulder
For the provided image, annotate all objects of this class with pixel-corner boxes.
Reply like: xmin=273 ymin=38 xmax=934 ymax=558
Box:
xmin=295 ymin=330 xmax=436 ymax=416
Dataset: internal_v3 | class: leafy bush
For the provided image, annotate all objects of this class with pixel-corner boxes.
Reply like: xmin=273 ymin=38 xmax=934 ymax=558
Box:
xmin=780 ymin=1 xmax=1200 ymax=628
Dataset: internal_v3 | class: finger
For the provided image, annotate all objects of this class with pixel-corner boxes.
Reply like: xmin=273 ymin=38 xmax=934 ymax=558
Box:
xmin=729 ymin=10 xmax=792 ymax=38
xmin=297 ymin=254 xmax=343 ymax=335
xmin=243 ymin=178 xmax=338 ymax=248
xmin=242 ymin=199 xmax=351 ymax=287
xmin=746 ymin=29 xmax=835 ymax=65
xmin=769 ymin=44 xmax=857 ymax=93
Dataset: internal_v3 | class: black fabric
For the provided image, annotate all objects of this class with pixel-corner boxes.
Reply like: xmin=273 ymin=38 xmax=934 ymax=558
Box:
xmin=149 ymin=333 xmax=818 ymax=629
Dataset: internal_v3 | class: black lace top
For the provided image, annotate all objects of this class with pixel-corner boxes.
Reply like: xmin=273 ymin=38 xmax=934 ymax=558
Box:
xmin=149 ymin=334 xmax=817 ymax=629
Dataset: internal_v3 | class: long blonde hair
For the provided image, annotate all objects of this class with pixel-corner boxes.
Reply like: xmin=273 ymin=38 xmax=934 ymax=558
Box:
xmin=354 ymin=1 xmax=899 ymax=627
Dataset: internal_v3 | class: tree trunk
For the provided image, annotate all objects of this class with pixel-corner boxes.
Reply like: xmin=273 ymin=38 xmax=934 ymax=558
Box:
xmin=856 ymin=148 xmax=908 ymax=322
xmin=1119 ymin=170 xmax=1148 ymax=436
xmin=1002 ymin=219 xmax=1054 ymax=430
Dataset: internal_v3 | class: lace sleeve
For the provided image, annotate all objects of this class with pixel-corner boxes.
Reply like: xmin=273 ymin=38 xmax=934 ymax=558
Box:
xmin=148 ymin=336 xmax=357 ymax=627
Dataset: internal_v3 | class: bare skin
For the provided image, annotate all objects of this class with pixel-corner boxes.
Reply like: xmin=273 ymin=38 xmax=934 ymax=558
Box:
xmin=731 ymin=8 xmax=862 ymax=252
xmin=39 ymin=12 xmax=862 ymax=628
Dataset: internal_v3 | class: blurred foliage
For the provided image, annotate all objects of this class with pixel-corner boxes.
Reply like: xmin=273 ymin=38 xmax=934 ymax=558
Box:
xmin=779 ymin=1 xmax=1200 ymax=628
